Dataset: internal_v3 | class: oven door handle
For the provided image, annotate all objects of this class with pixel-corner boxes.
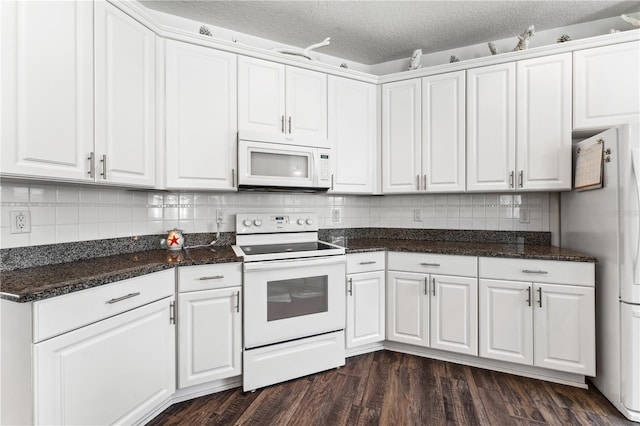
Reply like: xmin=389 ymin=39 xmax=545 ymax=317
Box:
xmin=243 ymin=256 xmax=345 ymax=272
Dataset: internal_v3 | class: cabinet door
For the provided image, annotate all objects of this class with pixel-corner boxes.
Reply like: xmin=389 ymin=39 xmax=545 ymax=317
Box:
xmin=574 ymin=41 xmax=640 ymax=130
xmin=95 ymin=2 xmax=156 ymax=187
xmin=382 ymin=79 xmax=422 ymax=193
xmin=165 ymin=40 xmax=237 ymax=190
xmin=479 ymin=279 xmax=533 ymax=365
xmin=1 ymin=1 xmax=94 ymax=181
xmin=467 ymin=63 xmax=516 ymax=192
xmin=34 ymin=297 xmax=175 ymax=426
xmin=387 ymin=271 xmax=429 ymax=346
xmin=517 ymin=54 xmax=572 ymax=191
xmin=346 ymin=271 xmax=385 ymax=348
xmin=534 ymin=283 xmax=595 ymax=375
xmin=237 ymin=56 xmax=286 ymax=143
xmin=422 ymin=71 xmax=466 ymax=192
xmin=328 ymin=76 xmax=377 ymax=194
xmin=286 ymin=66 xmax=328 ymax=147
xmin=178 ymin=288 xmax=242 ymax=388
xmin=430 ymin=275 xmax=478 ymax=355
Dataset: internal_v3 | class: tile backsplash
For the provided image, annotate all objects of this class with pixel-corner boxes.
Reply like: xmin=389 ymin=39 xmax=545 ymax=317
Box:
xmin=0 ymin=182 xmax=551 ymax=249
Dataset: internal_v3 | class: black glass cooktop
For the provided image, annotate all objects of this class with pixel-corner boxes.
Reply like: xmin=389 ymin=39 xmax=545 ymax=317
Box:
xmin=241 ymin=241 xmax=336 ymax=256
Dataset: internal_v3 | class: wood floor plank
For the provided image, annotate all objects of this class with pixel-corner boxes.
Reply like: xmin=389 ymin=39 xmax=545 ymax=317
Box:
xmin=149 ymin=351 xmax=632 ymax=426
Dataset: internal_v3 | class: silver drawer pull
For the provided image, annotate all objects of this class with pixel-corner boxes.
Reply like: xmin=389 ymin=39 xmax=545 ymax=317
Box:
xmin=420 ymin=263 xmax=440 ymax=267
xmin=522 ymin=270 xmax=548 ymax=274
xmin=198 ymin=275 xmax=224 ymax=280
xmin=359 ymin=261 xmax=377 ymax=265
xmin=106 ymin=292 xmax=140 ymax=304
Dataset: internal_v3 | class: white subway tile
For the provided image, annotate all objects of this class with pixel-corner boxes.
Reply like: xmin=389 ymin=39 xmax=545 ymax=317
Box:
xmin=30 ymin=225 xmax=57 ymax=246
xmin=164 ymin=207 xmax=179 ymax=221
xmin=148 ymin=207 xmax=163 ymax=221
xmin=1 ymin=183 xmax=30 ymax=203
xmin=78 ymin=223 xmax=100 ymax=241
xmin=79 ymin=187 xmax=101 ymax=204
xmin=116 ymin=221 xmax=133 ymax=237
xmin=30 ymin=185 xmax=58 ymax=203
xmin=56 ymin=206 xmax=79 ymax=225
xmin=56 ymin=224 xmax=79 ymax=243
xmin=0 ymin=228 xmax=30 ymax=248
xmin=100 ymin=189 xmax=118 ymax=204
xmin=99 ymin=206 xmax=118 ymax=223
xmin=148 ymin=193 xmax=164 ymax=206
xmin=78 ymin=206 xmax=100 ymax=224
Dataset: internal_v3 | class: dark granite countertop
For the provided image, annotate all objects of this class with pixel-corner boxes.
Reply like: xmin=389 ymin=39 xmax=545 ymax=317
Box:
xmin=0 ymin=246 xmax=240 ymax=303
xmin=344 ymin=239 xmax=597 ymax=263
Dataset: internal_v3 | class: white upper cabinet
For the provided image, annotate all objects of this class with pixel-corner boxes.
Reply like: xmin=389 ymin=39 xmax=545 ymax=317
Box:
xmin=328 ymin=76 xmax=377 ymax=194
xmin=422 ymin=71 xmax=466 ymax=192
xmin=573 ymin=40 xmax=640 ymax=130
xmin=382 ymin=71 xmax=465 ymax=194
xmin=165 ymin=40 xmax=237 ymax=190
xmin=381 ymin=79 xmax=422 ymax=193
xmin=467 ymin=54 xmax=571 ymax=192
xmin=94 ymin=1 xmax=156 ymax=187
xmin=1 ymin=1 xmax=94 ymax=181
xmin=238 ymin=56 xmax=328 ymax=147
xmin=516 ymin=54 xmax=572 ymax=191
xmin=467 ymin=62 xmax=517 ymax=192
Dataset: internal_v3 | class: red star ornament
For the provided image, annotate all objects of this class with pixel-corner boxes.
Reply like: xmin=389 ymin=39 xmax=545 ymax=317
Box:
xmin=168 ymin=235 xmax=181 ymax=246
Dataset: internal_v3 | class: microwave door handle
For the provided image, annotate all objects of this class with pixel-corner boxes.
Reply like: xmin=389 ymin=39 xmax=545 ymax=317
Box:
xmin=631 ymin=149 xmax=640 ymax=285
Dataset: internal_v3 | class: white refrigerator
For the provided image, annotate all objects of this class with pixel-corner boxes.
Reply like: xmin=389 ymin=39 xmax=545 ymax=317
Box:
xmin=560 ymin=123 xmax=640 ymax=422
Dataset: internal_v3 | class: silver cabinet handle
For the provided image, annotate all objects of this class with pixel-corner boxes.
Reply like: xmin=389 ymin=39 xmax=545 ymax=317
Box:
xmin=170 ymin=301 xmax=175 ymax=324
xmin=537 ymin=287 xmax=543 ymax=307
xmin=106 ymin=292 xmax=140 ymax=304
xmin=526 ymin=286 xmax=531 ymax=307
xmin=288 ymin=116 xmax=292 ymax=134
xmin=509 ymin=171 xmax=514 ymax=188
xmin=232 ymin=169 xmax=235 ymax=187
xmin=359 ymin=261 xmax=377 ymax=265
xmin=198 ymin=275 xmax=224 ymax=280
xmin=348 ymin=277 xmax=353 ymax=296
xmin=432 ymin=277 xmax=436 ymax=296
xmin=423 ymin=174 xmax=427 ymax=191
xmin=522 ymin=270 xmax=548 ymax=274
xmin=416 ymin=175 xmax=420 ymax=191
xmin=424 ymin=277 xmax=428 ymax=295
xmin=519 ymin=170 xmax=523 ymax=188
xmin=100 ymin=154 xmax=107 ymax=180
xmin=331 ymin=174 xmax=334 ymax=191
xmin=281 ymin=115 xmax=285 ymax=133
xmin=87 ymin=152 xmax=95 ymax=178
xmin=420 ymin=263 xmax=440 ymax=267
xmin=235 ymin=291 xmax=240 ymax=313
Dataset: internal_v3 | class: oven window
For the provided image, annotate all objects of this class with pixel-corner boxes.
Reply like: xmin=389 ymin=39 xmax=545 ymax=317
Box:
xmin=267 ymin=276 xmax=328 ymax=321
xmin=250 ymin=152 xmax=309 ymax=178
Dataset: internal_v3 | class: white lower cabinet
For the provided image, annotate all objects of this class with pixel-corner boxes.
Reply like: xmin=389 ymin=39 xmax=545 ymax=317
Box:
xmin=386 ymin=252 xmax=478 ymax=355
xmin=479 ymin=257 xmax=596 ymax=375
xmin=177 ymin=264 xmax=242 ymax=389
xmin=32 ymin=270 xmax=176 ymax=426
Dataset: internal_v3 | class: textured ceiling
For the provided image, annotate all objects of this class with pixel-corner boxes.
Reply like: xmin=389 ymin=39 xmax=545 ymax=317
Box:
xmin=140 ymin=1 xmax=640 ymax=64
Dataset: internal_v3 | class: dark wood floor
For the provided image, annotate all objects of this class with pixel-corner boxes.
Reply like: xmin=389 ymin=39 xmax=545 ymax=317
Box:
xmin=148 ymin=351 xmax=635 ymax=425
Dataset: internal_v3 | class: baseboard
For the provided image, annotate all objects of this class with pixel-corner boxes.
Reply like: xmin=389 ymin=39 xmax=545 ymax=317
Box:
xmin=346 ymin=342 xmax=384 ymax=357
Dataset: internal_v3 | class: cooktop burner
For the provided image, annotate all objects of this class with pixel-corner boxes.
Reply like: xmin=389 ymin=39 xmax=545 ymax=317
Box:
xmin=240 ymin=241 xmax=337 ymax=256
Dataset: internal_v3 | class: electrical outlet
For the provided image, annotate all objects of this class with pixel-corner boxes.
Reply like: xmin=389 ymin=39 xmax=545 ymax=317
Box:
xmin=216 ymin=210 xmax=224 ymax=223
xmin=10 ymin=211 xmax=31 ymax=234
xmin=332 ymin=208 xmax=341 ymax=223
xmin=414 ymin=209 xmax=422 ymax=222
xmin=519 ymin=209 xmax=530 ymax=223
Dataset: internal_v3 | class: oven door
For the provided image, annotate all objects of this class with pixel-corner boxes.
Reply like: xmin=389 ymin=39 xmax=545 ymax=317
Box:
xmin=238 ymin=140 xmax=330 ymax=189
xmin=243 ymin=255 xmax=346 ymax=349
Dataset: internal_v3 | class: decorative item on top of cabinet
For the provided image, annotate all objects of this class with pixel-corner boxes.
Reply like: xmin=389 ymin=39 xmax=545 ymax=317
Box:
xmin=408 ymin=49 xmax=423 ymax=70
xmin=488 ymin=25 xmax=535 ymax=55
xmin=164 ymin=39 xmax=237 ymax=190
xmin=328 ymin=76 xmax=377 ymax=194
xmin=273 ymin=37 xmax=331 ymax=61
xmin=238 ymin=56 xmax=328 ymax=148
xmin=345 ymin=252 xmax=386 ymax=354
xmin=467 ymin=53 xmax=571 ymax=192
xmin=573 ymin=40 xmax=640 ymax=130
xmin=478 ymin=257 xmax=595 ymax=375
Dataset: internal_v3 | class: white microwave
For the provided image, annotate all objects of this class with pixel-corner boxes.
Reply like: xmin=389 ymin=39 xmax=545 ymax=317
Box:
xmin=238 ymin=140 xmax=332 ymax=191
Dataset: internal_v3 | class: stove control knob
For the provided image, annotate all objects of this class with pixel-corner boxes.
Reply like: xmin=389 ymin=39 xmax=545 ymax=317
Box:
xmin=253 ymin=219 xmax=262 ymax=227
xmin=243 ymin=219 xmax=252 ymax=227
xmin=297 ymin=218 xmax=305 ymax=225
xmin=306 ymin=218 xmax=313 ymax=225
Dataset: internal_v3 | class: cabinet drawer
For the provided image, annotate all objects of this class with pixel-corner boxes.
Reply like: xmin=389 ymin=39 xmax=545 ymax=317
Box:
xmin=346 ymin=252 xmax=385 ymax=274
xmin=479 ymin=257 xmax=595 ymax=286
xmin=178 ymin=262 xmax=242 ymax=292
xmin=387 ymin=252 xmax=477 ymax=277
xmin=33 ymin=269 xmax=174 ymax=343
